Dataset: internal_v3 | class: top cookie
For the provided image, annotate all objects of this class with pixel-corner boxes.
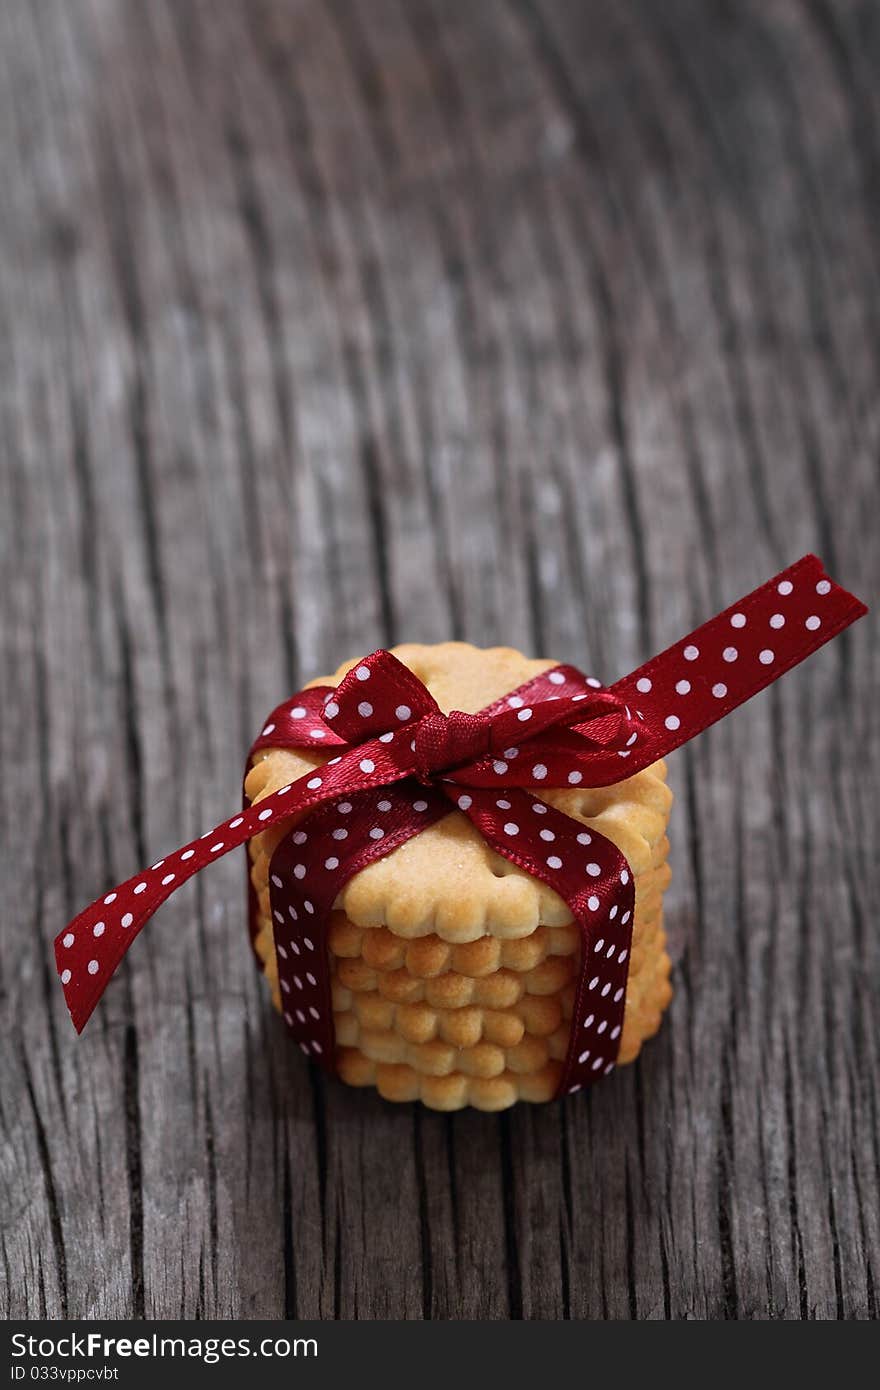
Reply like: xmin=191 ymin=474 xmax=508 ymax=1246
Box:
xmin=246 ymin=643 xmax=671 ymax=944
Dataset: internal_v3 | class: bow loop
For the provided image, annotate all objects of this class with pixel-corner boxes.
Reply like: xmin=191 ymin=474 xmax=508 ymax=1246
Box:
xmin=321 ymin=649 xmax=439 ymax=743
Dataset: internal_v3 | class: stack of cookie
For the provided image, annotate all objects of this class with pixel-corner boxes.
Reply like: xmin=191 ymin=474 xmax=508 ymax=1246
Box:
xmin=247 ymin=644 xmax=673 ymax=1110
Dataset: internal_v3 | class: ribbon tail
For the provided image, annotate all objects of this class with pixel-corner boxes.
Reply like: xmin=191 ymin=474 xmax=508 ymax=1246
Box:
xmin=54 ymin=779 xmax=309 ymax=1033
xmin=611 ymin=554 xmax=868 ymax=770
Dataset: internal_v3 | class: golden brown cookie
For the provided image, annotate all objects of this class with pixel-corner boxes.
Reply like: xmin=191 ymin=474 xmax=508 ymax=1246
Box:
xmin=247 ymin=643 xmax=673 ymax=1110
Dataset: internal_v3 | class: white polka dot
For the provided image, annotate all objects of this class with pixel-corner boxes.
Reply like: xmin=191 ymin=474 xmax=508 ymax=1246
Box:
xmin=504 ymin=822 xmax=519 ymax=836
xmin=723 ymin=646 xmax=738 ymax=662
xmin=592 ymin=1057 xmax=604 ymax=1071
xmin=295 ymin=1009 xmax=305 ymax=1022
xmin=683 ymin=645 xmax=699 ymax=661
xmin=61 ymin=969 xmax=71 ymax=985
xmin=626 ymin=731 xmax=638 ymax=746
xmin=293 ymin=831 xmax=308 ymax=846
xmin=547 ymin=855 xmax=563 ymax=869
xmin=608 ymin=906 xmax=618 ymax=920
xmin=274 ymin=910 xmax=284 ymax=924
xmin=62 ymin=932 xmax=75 ymax=948
xmin=458 ymin=795 xmax=473 ymax=810
xmin=210 ymin=842 xmax=224 ymax=853
xmin=664 ymin=715 xmax=680 ymax=731
xmin=293 ymin=864 xmax=306 ymax=879
xmin=588 ymin=976 xmax=599 ymax=991
xmin=594 ymin=938 xmax=605 ymax=953
xmin=229 ymin=816 xmax=244 ymax=828
xmin=369 ymin=827 xmax=385 ymax=839
xmin=568 ymin=771 xmax=583 ymax=785
xmin=568 ymin=1084 xmax=582 ymax=1095
xmin=586 ymin=862 xmax=601 ymax=877
xmin=134 ymin=881 xmax=147 ymax=895
xmin=311 ymin=728 xmax=327 ymax=740
xmin=618 ymin=949 xmax=628 ymax=964
xmin=532 ymin=803 xmax=547 ymax=814
xmin=104 ymin=893 xmax=117 ymax=905
xmin=620 ymin=868 xmax=629 ymax=885
xmin=277 ymin=945 xmax=288 ymax=960
xmin=507 ymin=695 xmax=524 ymax=709
xmin=503 ymin=747 xmax=519 ymax=760
xmin=262 ymin=723 xmax=275 ymax=737
xmin=372 ymin=800 xmax=389 ymax=813
xmin=312 ymin=1041 xmax=323 ymax=1055
xmin=636 ymin=677 xmax=652 ymax=693
xmin=769 ymin=613 xmax=785 ymax=629
xmin=306 ymin=972 xmax=317 ymax=986
xmin=597 ymin=1020 xmax=607 ymax=1035
xmin=88 ymin=959 xmax=99 ymax=975
xmin=496 ymin=798 xmax=511 ymax=810
xmin=805 ymin=615 xmax=821 ymax=631
xmin=161 ymin=873 xmax=175 ymax=886
xmin=121 ymin=913 xmax=133 ymax=928
xmin=332 ymin=829 xmax=348 ymax=843
xmin=493 ymin=761 xmax=508 ymax=775
xmin=675 ymin=680 xmax=691 ymax=695
xmin=759 ymin=649 xmax=774 ymax=664
xmin=395 ymin=705 xmax=412 ymax=721
xmin=577 ymin=832 xmax=592 ymax=845
xmin=360 ymin=759 xmax=375 ymax=773
xmin=357 ymin=701 xmax=373 ymax=718
xmin=181 ymin=849 xmax=195 ymax=861
xmin=583 ymin=1015 xmax=595 ymax=1029
xmin=306 ymin=777 xmax=322 ymax=791
xmin=610 ymin=1025 xmax=621 ymax=1040
xmin=621 ymin=910 xmax=631 ymax=924
xmin=816 ymin=579 xmax=831 ymax=595
xmin=355 ymin=665 xmax=370 ymax=681
xmin=413 ymin=800 xmax=428 ymax=812
xmin=777 ymin=579 xmax=793 ymax=595
xmin=579 ymin=1050 xmax=590 ymax=1064
xmin=730 ymin=612 xmax=746 ymax=629
xmin=587 ymin=895 xmax=600 ymax=911
xmin=540 ymin=828 xmax=555 ymax=841
xmin=378 ymin=732 xmax=394 ymax=743
xmin=586 ymin=677 xmax=602 ymax=689
xmin=258 ymin=808 xmax=273 ymax=821
xmin=517 ymin=707 xmax=533 ymax=722
xmin=303 ymin=938 xmax=314 ymax=951
xmin=606 ymin=945 xmax=615 ymax=959
xmin=712 ymin=683 xmax=727 ymax=699
xmin=309 ymin=1006 xmax=320 ymax=1021
xmin=290 ymin=706 xmax=307 ymax=719
xmin=549 ymin=671 xmax=566 ymax=685
xmin=324 ymin=701 xmax=339 ymax=719
xmin=324 ymin=857 xmax=339 ymax=870
xmin=614 ymin=987 xmax=624 ymax=1003
xmin=532 ymin=763 xmax=548 ymax=780
xmin=337 ymin=802 xmax=352 ymax=815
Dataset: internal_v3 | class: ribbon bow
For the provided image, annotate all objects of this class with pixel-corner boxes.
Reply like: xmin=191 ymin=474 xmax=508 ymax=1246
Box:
xmin=55 ymin=555 xmax=866 ymax=1098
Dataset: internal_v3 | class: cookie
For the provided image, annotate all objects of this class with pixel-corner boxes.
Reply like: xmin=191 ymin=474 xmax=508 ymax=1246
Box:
xmin=247 ymin=643 xmax=673 ymax=1109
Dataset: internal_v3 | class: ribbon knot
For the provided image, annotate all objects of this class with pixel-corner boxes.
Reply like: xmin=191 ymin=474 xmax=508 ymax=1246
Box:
xmin=412 ymin=709 xmax=494 ymax=782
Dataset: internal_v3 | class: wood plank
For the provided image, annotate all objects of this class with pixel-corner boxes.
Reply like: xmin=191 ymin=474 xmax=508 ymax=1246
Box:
xmin=1 ymin=0 xmax=877 ymax=1319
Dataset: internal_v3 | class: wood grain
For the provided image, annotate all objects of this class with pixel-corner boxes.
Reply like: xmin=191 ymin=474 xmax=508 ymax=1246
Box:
xmin=1 ymin=0 xmax=877 ymax=1320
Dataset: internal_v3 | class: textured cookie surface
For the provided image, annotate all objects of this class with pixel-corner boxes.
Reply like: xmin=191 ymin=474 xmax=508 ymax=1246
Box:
xmin=247 ymin=642 xmax=674 ymax=1109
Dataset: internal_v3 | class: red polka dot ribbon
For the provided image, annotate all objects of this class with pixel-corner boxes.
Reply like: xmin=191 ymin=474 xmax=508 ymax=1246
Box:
xmin=55 ymin=555 xmax=866 ymax=1098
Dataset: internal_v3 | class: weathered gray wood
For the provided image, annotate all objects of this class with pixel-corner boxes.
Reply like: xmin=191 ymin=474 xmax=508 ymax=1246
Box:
xmin=1 ymin=0 xmax=878 ymax=1320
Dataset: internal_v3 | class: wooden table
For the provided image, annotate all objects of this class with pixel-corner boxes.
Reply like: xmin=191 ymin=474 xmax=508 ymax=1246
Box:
xmin=2 ymin=0 xmax=877 ymax=1321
